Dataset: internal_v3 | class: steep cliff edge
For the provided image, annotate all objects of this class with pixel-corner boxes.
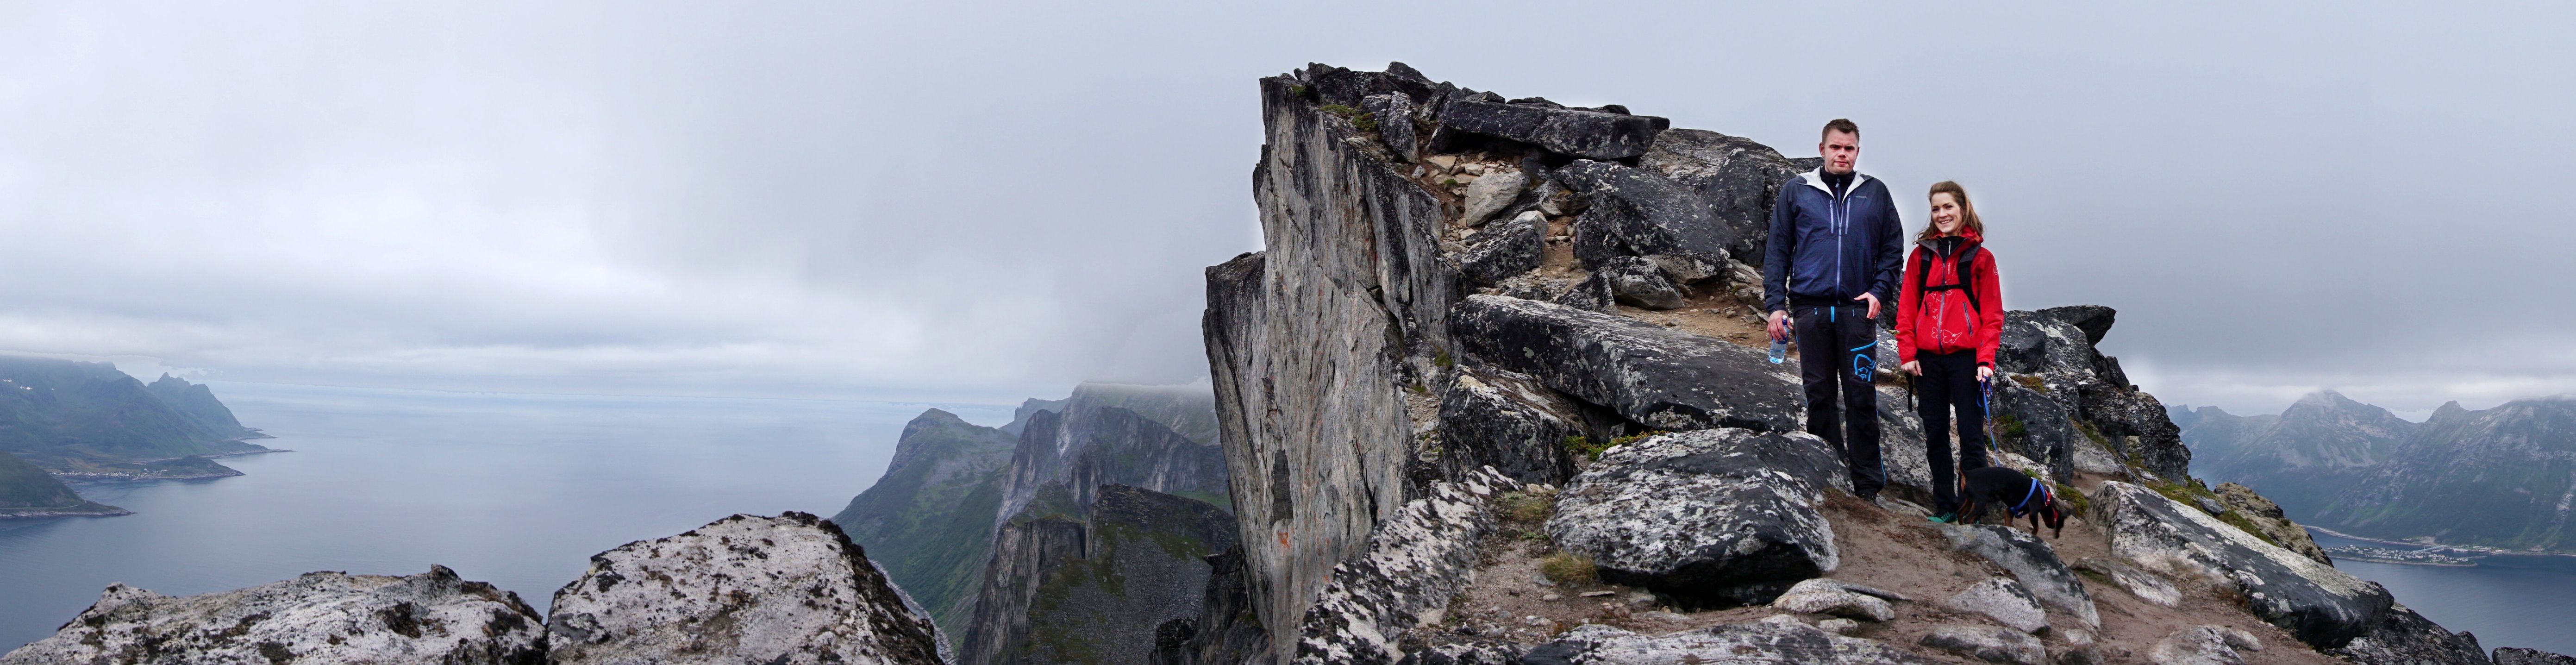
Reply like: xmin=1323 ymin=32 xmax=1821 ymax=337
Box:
xmin=832 ymin=408 xmax=1020 ymax=641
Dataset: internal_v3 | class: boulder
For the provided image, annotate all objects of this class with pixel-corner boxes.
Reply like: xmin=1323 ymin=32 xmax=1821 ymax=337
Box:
xmin=2147 ymin=625 xmax=2260 ymax=665
xmin=0 ymin=566 xmax=546 ymax=665
xmin=2073 ymin=557 xmax=2180 ymax=608
xmin=1769 ymin=578 xmax=1894 ymax=621
xmin=1390 ymin=635 xmax=1525 ymax=665
xmin=1362 ymin=93 xmax=1419 ymax=162
xmin=1457 ymin=211 xmax=1544 ymax=287
xmin=1554 ymin=160 xmax=1731 ymax=282
xmin=1919 ymin=624 xmax=2047 ymax=665
xmin=2497 ymin=647 xmax=2576 ymax=665
xmin=2209 ymin=483 xmax=2331 ymax=565
xmin=1940 ymin=524 xmax=2100 ymax=628
xmin=1551 ymin=271 xmax=1616 ymax=313
xmin=1989 ymin=378 xmax=2081 ymax=482
xmin=1294 ymin=469 xmax=1518 ymax=665
xmin=1521 ymin=622 xmax=1937 ymax=665
xmin=2324 ymin=604 xmax=2489 ymax=665
xmin=2078 ymin=384 xmax=2190 ymax=482
xmin=2040 ymin=305 xmax=2116 ymax=346
xmin=1996 ymin=314 xmax=2101 ymax=379
xmin=1545 ymin=428 xmax=1843 ymax=607
xmin=546 ymin=512 xmax=943 ymax=665
xmin=1942 ymin=578 xmax=2049 ymax=634
xmin=1457 ymin=168 xmax=1527 ymax=226
xmin=1436 ymin=365 xmax=1582 ymax=485
xmin=1450 ymin=295 xmax=1805 ymax=434
xmin=1596 ymin=256 xmax=1687 ymax=310
xmin=2094 ymin=481 xmax=2393 ymax=648
xmin=1432 ymin=99 xmax=1669 ymax=160
xmin=1639 ymin=128 xmax=1812 ymax=266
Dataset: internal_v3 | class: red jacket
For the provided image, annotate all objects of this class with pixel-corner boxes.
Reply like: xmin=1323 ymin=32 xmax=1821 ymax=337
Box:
xmin=1895 ymin=230 xmax=2003 ymax=366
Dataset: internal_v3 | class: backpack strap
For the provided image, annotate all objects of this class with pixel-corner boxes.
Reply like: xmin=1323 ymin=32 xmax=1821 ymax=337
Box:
xmin=1915 ymin=241 xmax=1985 ymax=314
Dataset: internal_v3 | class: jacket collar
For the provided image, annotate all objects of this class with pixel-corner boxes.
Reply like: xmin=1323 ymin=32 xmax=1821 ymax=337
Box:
xmin=1798 ymin=169 xmax=1871 ymax=195
xmin=1918 ymin=227 xmax=1985 ymax=255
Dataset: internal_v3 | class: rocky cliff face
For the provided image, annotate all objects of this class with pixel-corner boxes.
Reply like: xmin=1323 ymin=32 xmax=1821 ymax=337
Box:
xmin=996 ymin=383 xmax=1228 ymax=524
xmin=959 ymin=485 xmax=1237 ymax=665
xmin=832 ymin=408 xmax=1021 ymax=642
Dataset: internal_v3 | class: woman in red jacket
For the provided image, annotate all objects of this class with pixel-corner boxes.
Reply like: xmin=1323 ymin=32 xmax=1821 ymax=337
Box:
xmin=1896 ymin=181 xmax=2005 ymax=523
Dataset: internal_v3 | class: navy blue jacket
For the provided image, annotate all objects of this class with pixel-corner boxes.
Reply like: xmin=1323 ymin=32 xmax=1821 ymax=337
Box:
xmin=1763 ymin=170 xmax=1905 ymax=313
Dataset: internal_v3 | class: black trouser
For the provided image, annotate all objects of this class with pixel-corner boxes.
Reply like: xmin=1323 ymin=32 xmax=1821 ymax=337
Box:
xmin=1915 ymin=349 xmax=1993 ymax=513
xmin=1794 ymin=303 xmax=1882 ymax=497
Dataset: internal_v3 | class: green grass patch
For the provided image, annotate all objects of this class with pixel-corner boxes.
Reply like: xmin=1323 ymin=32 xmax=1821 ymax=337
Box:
xmin=1434 ymin=350 xmax=1453 ymax=368
xmin=2053 ymin=482 xmax=2091 ymax=517
xmin=1496 ymin=488 xmax=1557 ymax=525
xmin=1564 ymin=436 xmax=1607 ymax=462
xmin=2013 ymin=375 xmax=2048 ymax=392
xmin=1996 ymin=414 xmax=2029 ymax=443
xmin=1539 ymin=552 xmax=1598 ymax=585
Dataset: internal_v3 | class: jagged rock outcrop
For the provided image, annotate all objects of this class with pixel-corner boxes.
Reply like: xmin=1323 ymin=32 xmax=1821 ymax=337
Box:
xmin=2497 ymin=647 xmax=2576 ymax=665
xmin=1553 ymin=160 xmax=1730 ymax=284
xmin=1593 ymin=256 xmax=1686 ymax=310
xmin=963 ymin=485 xmax=1238 ymax=665
xmin=997 ymin=384 xmax=1229 ymax=525
xmin=1435 ymin=366 xmax=1581 ymax=485
xmin=2093 ymin=481 xmax=2391 ymax=648
xmin=1292 ymin=468 xmax=1515 ymax=665
xmin=2323 ymin=604 xmax=2488 ymax=665
xmin=1450 ymin=295 xmax=1803 ymax=434
xmin=1638 ymin=128 xmax=1816 ymax=267
xmin=1546 ymin=428 xmax=1842 ymax=606
xmin=1149 ymin=549 xmax=1272 ymax=665
xmin=2208 ymin=482 xmax=2331 ymax=565
xmin=3 ymin=566 xmax=545 ymax=665
xmin=1431 ymin=100 xmax=1669 ymax=161
xmin=832 ymin=408 xmax=1021 ymax=639
xmin=1457 ymin=211 xmax=1544 ymax=288
xmin=546 ymin=512 xmax=943 ymax=665
xmin=1983 ymin=306 xmax=2190 ymax=482
xmin=1939 ymin=523 xmax=2099 ymax=628
xmin=1518 ymin=622 xmax=1937 ymax=665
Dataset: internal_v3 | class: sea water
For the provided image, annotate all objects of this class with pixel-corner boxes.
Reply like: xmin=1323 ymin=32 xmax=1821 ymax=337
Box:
xmin=2309 ymin=530 xmax=2576 ymax=656
xmin=0 ymin=382 xmax=1013 ymax=652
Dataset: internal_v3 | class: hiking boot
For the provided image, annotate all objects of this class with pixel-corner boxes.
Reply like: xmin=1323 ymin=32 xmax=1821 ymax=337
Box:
xmin=1927 ymin=512 xmax=1959 ymax=524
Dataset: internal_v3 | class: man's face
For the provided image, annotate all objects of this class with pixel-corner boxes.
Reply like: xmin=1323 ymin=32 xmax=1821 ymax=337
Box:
xmin=1819 ymin=130 xmax=1859 ymax=175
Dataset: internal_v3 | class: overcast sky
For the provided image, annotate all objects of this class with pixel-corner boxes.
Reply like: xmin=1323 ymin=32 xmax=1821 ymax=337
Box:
xmin=0 ymin=2 xmax=2567 ymax=417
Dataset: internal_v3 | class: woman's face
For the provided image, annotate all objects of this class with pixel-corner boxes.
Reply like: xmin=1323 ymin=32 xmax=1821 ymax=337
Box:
xmin=1930 ymin=193 xmax=1963 ymax=236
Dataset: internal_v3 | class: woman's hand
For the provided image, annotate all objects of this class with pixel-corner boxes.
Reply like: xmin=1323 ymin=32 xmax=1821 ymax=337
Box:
xmin=1977 ymin=365 xmax=1994 ymax=380
xmin=1901 ymin=361 xmax=1921 ymax=376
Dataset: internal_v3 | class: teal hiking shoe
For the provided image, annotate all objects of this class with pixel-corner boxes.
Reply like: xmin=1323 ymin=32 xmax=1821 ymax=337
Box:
xmin=1927 ymin=512 xmax=1959 ymax=524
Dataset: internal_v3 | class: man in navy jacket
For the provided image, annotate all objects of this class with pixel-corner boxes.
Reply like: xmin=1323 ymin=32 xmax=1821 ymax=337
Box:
xmin=1763 ymin=119 xmax=1905 ymax=501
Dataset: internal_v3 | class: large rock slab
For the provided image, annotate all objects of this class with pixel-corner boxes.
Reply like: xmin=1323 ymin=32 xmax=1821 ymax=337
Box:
xmin=2 ymin=566 xmax=545 ymax=665
xmin=1456 ymin=211 xmax=1544 ymax=288
xmin=546 ymin=512 xmax=943 ymax=665
xmin=1437 ymin=366 xmax=1582 ymax=485
xmin=1293 ymin=469 xmax=1516 ymax=665
xmin=2074 ymin=557 xmax=2180 ymax=607
xmin=2210 ymin=482 xmax=2331 ymax=565
xmin=1769 ymin=578 xmax=1894 ymax=621
xmin=2148 ymin=625 xmax=2261 ymax=665
xmin=1546 ymin=428 xmax=1844 ymax=606
xmin=1942 ymin=578 xmax=2049 ymax=634
xmin=1519 ymin=622 xmax=1937 ymax=665
xmin=1553 ymin=160 xmax=1731 ymax=282
xmin=1595 ymin=256 xmax=1686 ymax=310
xmin=1638 ymin=128 xmax=1812 ymax=269
xmin=1940 ymin=524 xmax=2099 ymax=628
xmin=1433 ymin=99 xmax=1669 ymax=160
xmin=2323 ymin=604 xmax=2489 ymax=665
xmin=1449 ymin=294 xmax=1804 ymax=434
xmin=2497 ymin=647 xmax=2576 ymax=665
xmin=2094 ymin=481 xmax=2392 ymax=648
xmin=1919 ymin=624 xmax=2047 ymax=665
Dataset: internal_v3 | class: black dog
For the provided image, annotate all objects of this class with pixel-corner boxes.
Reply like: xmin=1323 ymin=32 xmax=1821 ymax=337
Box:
xmin=1956 ymin=466 xmax=2072 ymax=538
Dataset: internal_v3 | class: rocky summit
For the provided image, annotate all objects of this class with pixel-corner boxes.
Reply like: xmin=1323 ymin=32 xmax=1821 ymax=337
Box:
xmin=546 ymin=512 xmax=942 ymax=665
xmin=2 ymin=566 xmax=546 ymax=665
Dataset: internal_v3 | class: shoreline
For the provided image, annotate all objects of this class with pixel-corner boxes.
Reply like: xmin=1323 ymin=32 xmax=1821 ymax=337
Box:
xmin=2307 ymin=526 xmax=2576 ymax=560
xmin=0 ymin=501 xmax=135 ymax=519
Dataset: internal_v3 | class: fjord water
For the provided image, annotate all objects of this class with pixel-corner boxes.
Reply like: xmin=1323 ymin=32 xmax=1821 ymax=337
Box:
xmin=0 ymin=382 xmax=1012 ymax=651
xmin=2307 ymin=530 xmax=2576 ymax=656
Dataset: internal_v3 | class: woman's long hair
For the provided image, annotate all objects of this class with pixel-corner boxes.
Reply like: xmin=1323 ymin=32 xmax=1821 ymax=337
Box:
xmin=1919 ymin=181 xmax=1984 ymax=242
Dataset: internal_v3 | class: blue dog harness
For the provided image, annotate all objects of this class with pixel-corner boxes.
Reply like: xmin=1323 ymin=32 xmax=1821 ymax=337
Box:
xmin=2009 ymin=477 xmax=2052 ymax=517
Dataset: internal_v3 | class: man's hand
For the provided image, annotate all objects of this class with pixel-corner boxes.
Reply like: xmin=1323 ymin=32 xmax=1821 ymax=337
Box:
xmin=1977 ymin=365 xmax=1994 ymax=380
xmin=1901 ymin=360 xmax=1921 ymax=376
xmin=1855 ymin=293 xmax=1881 ymax=320
xmin=1766 ymin=310 xmax=1788 ymax=341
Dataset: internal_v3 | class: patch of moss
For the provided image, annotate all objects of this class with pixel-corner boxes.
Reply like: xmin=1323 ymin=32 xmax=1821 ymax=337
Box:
xmin=1319 ymin=103 xmax=1359 ymax=118
xmin=1496 ymin=488 xmax=1557 ymax=525
xmin=1539 ymin=552 xmax=1598 ymax=585
xmin=1288 ymin=84 xmax=1307 ymax=97
xmin=2012 ymin=375 xmax=2048 ymax=392
xmin=1996 ymin=414 xmax=2029 ymax=443
xmin=2053 ymin=481 xmax=2091 ymax=517
xmin=1607 ymin=431 xmax=1669 ymax=447
xmin=1433 ymin=350 xmax=1453 ymax=369
xmin=1353 ymin=112 xmax=1379 ymax=133
xmin=1563 ymin=436 xmax=1607 ymax=462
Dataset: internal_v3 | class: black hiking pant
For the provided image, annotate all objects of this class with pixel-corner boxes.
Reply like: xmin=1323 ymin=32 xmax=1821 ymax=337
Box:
xmin=1794 ymin=303 xmax=1883 ymax=498
xmin=1914 ymin=350 xmax=1993 ymax=514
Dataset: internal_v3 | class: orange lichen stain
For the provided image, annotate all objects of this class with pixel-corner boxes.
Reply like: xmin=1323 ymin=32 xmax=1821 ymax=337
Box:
xmin=1277 ymin=531 xmax=1291 ymax=547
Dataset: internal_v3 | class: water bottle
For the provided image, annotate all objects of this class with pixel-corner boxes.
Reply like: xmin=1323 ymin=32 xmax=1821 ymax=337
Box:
xmin=1768 ymin=324 xmax=1788 ymax=364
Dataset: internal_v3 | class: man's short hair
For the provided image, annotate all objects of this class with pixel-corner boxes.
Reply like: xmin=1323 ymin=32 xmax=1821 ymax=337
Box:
xmin=1821 ymin=119 xmax=1859 ymax=141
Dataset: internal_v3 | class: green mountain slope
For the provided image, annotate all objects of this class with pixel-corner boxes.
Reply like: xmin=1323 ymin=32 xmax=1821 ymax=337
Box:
xmin=830 ymin=408 xmax=1019 ymax=646
xmin=0 ymin=356 xmax=269 ymax=470
xmin=146 ymin=374 xmax=269 ymax=441
xmin=0 ymin=450 xmax=128 ymax=516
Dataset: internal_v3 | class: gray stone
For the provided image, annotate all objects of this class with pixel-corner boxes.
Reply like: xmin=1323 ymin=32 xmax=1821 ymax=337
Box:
xmin=1390 ymin=634 xmax=1524 ymax=665
xmin=1545 ymin=429 xmax=1843 ymax=607
xmin=1523 ymin=622 xmax=1938 ymax=664
xmin=1816 ymin=618 xmax=1861 ymax=635
xmin=2078 ymin=384 xmax=2191 ymax=482
xmin=0 ymin=566 xmax=545 ymax=665
xmin=1457 ymin=211 xmax=1544 ymax=288
xmin=2094 ymin=481 xmax=2393 ymax=648
xmin=1551 ymin=271 xmax=1616 ymax=313
xmin=1436 ymin=365 xmax=1582 ymax=485
xmin=1770 ymin=578 xmax=1893 ymax=621
xmin=1449 ymin=295 xmax=1805 ymax=434
xmin=2041 ymin=305 xmax=2116 ymax=347
xmin=1640 ymin=128 xmax=1813 ymax=268
xmin=1990 ymin=377 xmax=2081 ymax=482
xmin=1940 ymin=524 xmax=2099 ymax=628
xmin=2496 ymin=647 xmax=2576 ymax=665
xmin=1920 ymin=624 xmax=2048 ymax=665
xmin=1294 ymin=469 xmax=1517 ymax=665
xmin=2194 ymin=497 xmax=2227 ymax=515
xmin=1363 ymin=93 xmax=1419 ymax=162
xmin=1554 ymin=160 xmax=1731 ymax=283
xmin=1432 ymin=99 xmax=1669 ymax=160
xmin=546 ymin=512 xmax=943 ymax=665
xmin=2324 ymin=604 xmax=2488 ymax=665
xmin=1595 ymin=256 xmax=1687 ymax=310
xmin=2073 ymin=557 xmax=2180 ymax=608
xmin=2147 ymin=626 xmax=2255 ymax=665
xmin=1458 ymin=169 xmax=1527 ymax=226
xmin=1943 ymin=578 xmax=2049 ymax=634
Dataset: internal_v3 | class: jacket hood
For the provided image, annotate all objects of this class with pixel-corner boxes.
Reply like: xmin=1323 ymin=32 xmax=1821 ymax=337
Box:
xmin=1797 ymin=169 xmax=1872 ymax=194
